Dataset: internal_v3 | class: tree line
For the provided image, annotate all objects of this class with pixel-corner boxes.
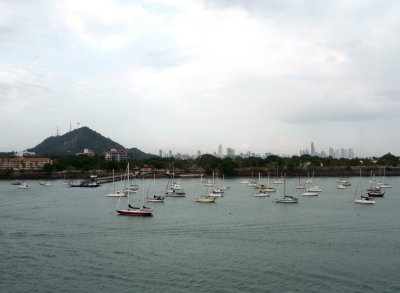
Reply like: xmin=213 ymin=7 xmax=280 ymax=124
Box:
xmin=37 ymin=152 xmax=400 ymax=175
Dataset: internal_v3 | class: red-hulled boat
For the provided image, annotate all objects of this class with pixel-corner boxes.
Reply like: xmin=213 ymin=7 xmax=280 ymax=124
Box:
xmin=115 ymin=163 xmax=154 ymax=217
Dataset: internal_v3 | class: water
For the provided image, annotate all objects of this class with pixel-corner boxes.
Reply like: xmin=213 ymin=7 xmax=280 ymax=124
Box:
xmin=1 ymin=177 xmax=400 ymax=292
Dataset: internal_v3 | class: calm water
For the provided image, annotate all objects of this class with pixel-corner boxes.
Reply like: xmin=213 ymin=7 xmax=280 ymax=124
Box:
xmin=1 ymin=177 xmax=400 ymax=292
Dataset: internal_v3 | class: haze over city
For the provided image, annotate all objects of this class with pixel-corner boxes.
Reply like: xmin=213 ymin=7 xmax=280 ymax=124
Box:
xmin=1 ymin=0 xmax=400 ymax=157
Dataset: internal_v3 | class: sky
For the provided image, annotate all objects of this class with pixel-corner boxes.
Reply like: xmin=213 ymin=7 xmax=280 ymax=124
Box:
xmin=1 ymin=0 xmax=400 ymax=157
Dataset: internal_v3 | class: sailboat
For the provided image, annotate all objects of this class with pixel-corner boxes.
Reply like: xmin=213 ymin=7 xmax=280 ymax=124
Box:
xmin=354 ymin=169 xmax=375 ymax=204
xmin=272 ymin=168 xmax=284 ymax=184
xmin=376 ymin=167 xmax=391 ymax=188
xmin=106 ymin=169 xmax=127 ymax=197
xmin=116 ymin=164 xmax=153 ymax=216
xmin=275 ymin=178 xmax=298 ymax=203
xmin=196 ymin=176 xmax=217 ymax=203
xmin=305 ymin=171 xmax=313 ymax=184
xmin=165 ymin=167 xmax=185 ymax=197
xmin=295 ymin=176 xmax=306 ymax=189
xmin=306 ymin=172 xmax=322 ymax=193
xmin=254 ymin=172 xmax=275 ymax=192
xmin=145 ymin=174 xmax=165 ymax=202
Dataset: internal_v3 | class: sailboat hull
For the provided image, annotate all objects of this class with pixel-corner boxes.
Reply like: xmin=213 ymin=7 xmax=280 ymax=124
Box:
xmin=116 ymin=209 xmax=153 ymax=216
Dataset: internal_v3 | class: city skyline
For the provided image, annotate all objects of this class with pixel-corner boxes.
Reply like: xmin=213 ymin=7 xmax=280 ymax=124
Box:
xmin=1 ymin=1 xmax=400 ymax=157
xmin=160 ymin=141 xmax=361 ymax=159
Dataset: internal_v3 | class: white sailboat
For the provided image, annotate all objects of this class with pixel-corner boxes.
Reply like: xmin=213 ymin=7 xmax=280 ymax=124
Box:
xmin=165 ymin=167 xmax=185 ymax=197
xmin=272 ymin=169 xmax=284 ymax=184
xmin=106 ymin=169 xmax=127 ymax=197
xmin=305 ymin=171 xmax=313 ymax=184
xmin=295 ymin=176 xmax=306 ymax=189
xmin=196 ymin=175 xmax=217 ymax=203
xmin=275 ymin=178 xmax=298 ymax=203
xmin=376 ymin=167 xmax=391 ymax=188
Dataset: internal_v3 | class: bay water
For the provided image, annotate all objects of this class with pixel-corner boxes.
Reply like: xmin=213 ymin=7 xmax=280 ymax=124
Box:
xmin=1 ymin=177 xmax=399 ymax=292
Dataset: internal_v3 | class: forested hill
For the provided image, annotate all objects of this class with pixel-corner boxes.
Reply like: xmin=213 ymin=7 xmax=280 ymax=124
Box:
xmin=27 ymin=127 xmax=152 ymax=159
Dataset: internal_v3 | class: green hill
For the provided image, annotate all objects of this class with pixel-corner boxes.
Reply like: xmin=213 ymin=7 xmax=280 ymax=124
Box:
xmin=27 ymin=127 xmax=152 ymax=159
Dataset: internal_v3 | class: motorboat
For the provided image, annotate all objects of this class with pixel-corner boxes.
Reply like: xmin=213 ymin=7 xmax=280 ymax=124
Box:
xmin=337 ymin=184 xmax=347 ymax=189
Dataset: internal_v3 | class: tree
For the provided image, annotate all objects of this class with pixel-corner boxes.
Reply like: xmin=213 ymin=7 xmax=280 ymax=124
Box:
xmin=195 ymin=154 xmax=220 ymax=174
xmin=217 ymin=158 xmax=238 ymax=176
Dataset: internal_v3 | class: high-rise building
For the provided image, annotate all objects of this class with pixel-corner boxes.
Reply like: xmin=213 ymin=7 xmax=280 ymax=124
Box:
xmin=348 ymin=148 xmax=355 ymax=159
xmin=227 ymin=147 xmax=235 ymax=158
xmin=329 ymin=147 xmax=335 ymax=158
xmin=218 ymin=144 xmax=223 ymax=158
xmin=311 ymin=142 xmax=315 ymax=156
xmin=159 ymin=149 xmax=162 ymax=157
xmin=340 ymin=148 xmax=348 ymax=158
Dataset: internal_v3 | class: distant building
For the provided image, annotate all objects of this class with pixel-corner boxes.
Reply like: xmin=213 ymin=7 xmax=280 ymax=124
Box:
xmin=226 ymin=147 xmax=235 ymax=158
xmin=175 ymin=153 xmax=190 ymax=160
xmin=159 ymin=149 xmax=162 ymax=157
xmin=0 ymin=157 xmax=52 ymax=170
xmin=105 ymin=148 xmax=127 ymax=161
xmin=311 ymin=142 xmax=315 ymax=156
xmin=14 ymin=150 xmax=35 ymax=157
xmin=218 ymin=144 xmax=223 ymax=158
xmin=80 ymin=148 xmax=95 ymax=157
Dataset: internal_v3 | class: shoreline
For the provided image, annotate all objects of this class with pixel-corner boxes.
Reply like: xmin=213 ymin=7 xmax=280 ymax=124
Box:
xmin=2 ymin=166 xmax=400 ymax=180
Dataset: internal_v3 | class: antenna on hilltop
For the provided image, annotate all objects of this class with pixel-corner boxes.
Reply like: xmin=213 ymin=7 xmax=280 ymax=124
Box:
xmin=56 ymin=125 xmax=59 ymax=136
xmin=69 ymin=122 xmax=72 ymax=132
xmin=77 ymin=122 xmax=80 ymax=129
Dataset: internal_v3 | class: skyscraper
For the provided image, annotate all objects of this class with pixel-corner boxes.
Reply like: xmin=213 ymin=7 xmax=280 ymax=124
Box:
xmin=311 ymin=142 xmax=315 ymax=156
xmin=227 ymin=147 xmax=235 ymax=158
xmin=218 ymin=144 xmax=223 ymax=158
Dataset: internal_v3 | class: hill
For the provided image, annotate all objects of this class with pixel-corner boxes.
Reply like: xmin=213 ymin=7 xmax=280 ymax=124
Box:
xmin=27 ymin=127 xmax=152 ymax=159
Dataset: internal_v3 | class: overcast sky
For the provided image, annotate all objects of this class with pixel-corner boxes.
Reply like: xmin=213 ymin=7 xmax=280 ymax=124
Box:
xmin=1 ymin=0 xmax=399 ymax=157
